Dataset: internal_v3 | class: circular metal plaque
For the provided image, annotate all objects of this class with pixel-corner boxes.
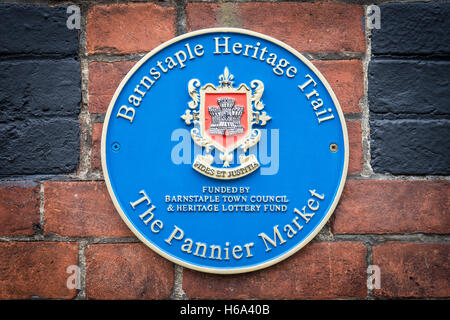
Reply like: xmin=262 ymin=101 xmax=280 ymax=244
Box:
xmin=102 ymin=28 xmax=348 ymax=274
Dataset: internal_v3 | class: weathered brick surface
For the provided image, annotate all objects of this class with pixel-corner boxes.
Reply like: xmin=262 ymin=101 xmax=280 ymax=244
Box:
xmin=186 ymin=2 xmax=218 ymax=31
xmin=88 ymin=61 xmax=136 ymax=114
xmin=0 ymin=181 xmax=40 ymax=236
xmin=369 ymin=60 xmax=450 ymax=118
xmin=240 ymin=2 xmax=365 ymax=54
xmin=369 ymin=3 xmax=450 ymax=177
xmin=333 ymin=180 xmax=450 ymax=234
xmin=0 ymin=4 xmax=78 ymax=56
xmin=0 ymin=242 xmax=78 ymax=299
xmin=371 ymin=2 xmax=450 ymax=55
xmin=187 ymin=2 xmax=366 ymax=53
xmin=183 ymin=242 xmax=367 ymax=299
xmin=347 ymin=120 xmax=363 ymax=175
xmin=0 ymin=0 xmax=448 ymax=302
xmin=370 ymin=119 xmax=450 ymax=175
xmin=0 ymin=118 xmax=80 ymax=175
xmin=372 ymin=243 xmax=450 ymax=298
xmin=44 ymin=181 xmax=133 ymax=237
xmin=91 ymin=122 xmax=103 ymax=170
xmin=87 ymin=3 xmax=176 ymax=54
xmin=0 ymin=59 xmax=81 ymax=122
xmin=85 ymin=243 xmax=174 ymax=299
xmin=0 ymin=4 xmax=81 ymax=176
xmin=312 ymin=60 xmax=363 ymax=114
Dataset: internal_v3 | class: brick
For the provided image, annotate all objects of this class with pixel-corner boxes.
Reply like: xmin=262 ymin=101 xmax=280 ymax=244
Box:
xmin=183 ymin=242 xmax=366 ymax=299
xmin=0 ymin=181 xmax=40 ymax=236
xmin=369 ymin=60 xmax=450 ymax=118
xmin=91 ymin=123 xmax=103 ymax=170
xmin=312 ymin=60 xmax=363 ymax=114
xmin=0 ymin=59 xmax=81 ymax=122
xmin=347 ymin=120 xmax=363 ymax=175
xmin=186 ymin=2 xmax=219 ymax=30
xmin=0 ymin=4 xmax=78 ymax=56
xmin=186 ymin=2 xmax=366 ymax=53
xmin=86 ymin=243 xmax=174 ymax=299
xmin=370 ymin=119 xmax=450 ymax=175
xmin=0 ymin=118 xmax=79 ymax=175
xmin=0 ymin=242 xmax=78 ymax=299
xmin=87 ymin=3 xmax=176 ymax=54
xmin=44 ymin=181 xmax=133 ymax=237
xmin=372 ymin=2 xmax=450 ymax=55
xmin=88 ymin=61 xmax=136 ymax=114
xmin=332 ymin=180 xmax=450 ymax=234
xmin=372 ymin=243 xmax=450 ymax=298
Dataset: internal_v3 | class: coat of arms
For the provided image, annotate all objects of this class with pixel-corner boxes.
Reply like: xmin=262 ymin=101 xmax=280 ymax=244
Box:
xmin=181 ymin=67 xmax=271 ymax=179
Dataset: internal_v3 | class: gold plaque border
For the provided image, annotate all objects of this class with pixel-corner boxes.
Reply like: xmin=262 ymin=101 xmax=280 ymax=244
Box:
xmin=101 ymin=28 xmax=349 ymax=275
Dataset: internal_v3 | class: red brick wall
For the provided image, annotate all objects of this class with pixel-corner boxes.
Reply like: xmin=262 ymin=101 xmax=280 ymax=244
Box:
xmin=0 ymin=1 xmax=448 ymax=300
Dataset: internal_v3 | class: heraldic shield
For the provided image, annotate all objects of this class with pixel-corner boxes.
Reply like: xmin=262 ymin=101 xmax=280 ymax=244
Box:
xmin=181 ymin=67 xmax=271 ymax=180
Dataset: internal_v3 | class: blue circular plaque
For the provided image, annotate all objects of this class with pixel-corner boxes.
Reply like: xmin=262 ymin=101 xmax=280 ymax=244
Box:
xmin=102 ymin=28 xmax=348 ymax=274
